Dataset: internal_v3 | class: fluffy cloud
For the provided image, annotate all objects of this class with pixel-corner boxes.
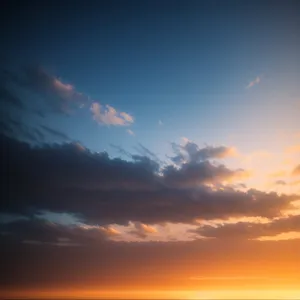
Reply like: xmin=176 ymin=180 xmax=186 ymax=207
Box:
xmin=91 ymin=102 xmax=134 ymax=126
xmin=170 ymin=140 xmax=237 ymax=165
xmin=129 ymin=222 xmax=157 ymax=239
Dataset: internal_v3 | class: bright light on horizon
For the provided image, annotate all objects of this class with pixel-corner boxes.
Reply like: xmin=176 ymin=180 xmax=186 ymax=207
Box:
xmin=3 ymin=289 xmax=300 ymax=299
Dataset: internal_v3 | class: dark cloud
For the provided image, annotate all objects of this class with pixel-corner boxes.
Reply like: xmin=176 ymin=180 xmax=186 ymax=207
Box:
xmin=170 ymin=141 xmax=236 ymax=165
xmin=134 ymin=143 xmax=165 ymax=165
xmin=110 ymin=144 xmax=133 ymax=158
xmin=40 ymin=125 xmax=70 ymax=141
xmin=191 ymin=214 xmax=300 ymax=240
xmin=0 ymin=116 xmax=44 ymax=143
xmin=0 ymin=116 xmax=71 ymax=144
xmin=0 ymin=66 xmax=85 ymax=143
xmin=1 ymin=134 xmax=298 ymax=227
xmin=21 ymin=65 xmax=89 ymax=114
xmin=162 ymin=160 xmax=247 ymax=188
xmin=0 ymin=218 xmax=115 ymax=247
xmin=0 ymin=86 xmax=24 ymax=110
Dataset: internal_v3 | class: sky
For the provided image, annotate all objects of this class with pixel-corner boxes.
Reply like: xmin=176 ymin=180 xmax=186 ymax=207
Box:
xmin=0 ymin=0 xmax=300 ymax=299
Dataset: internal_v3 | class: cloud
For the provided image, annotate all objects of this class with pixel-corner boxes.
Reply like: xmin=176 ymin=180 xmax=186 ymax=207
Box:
xmin=291 ymin=180 xmax=300 ymax=186
xmin=0 ymin=65 xmax=89 ymax=115
xmin=0 ymin=213 xmax=29 ymax=224
xmin=158 ymin=120 xmax=163 ymax=126
xmin=120 ymin=112 xmax=134 ymax=123
xmin=0 ymin=218 xmax=120 ymax=248
xmin=246 ymin=76 xmax=261 ymax=89
xmin=0 ymin=116 xmax=45 ymax=143
xmin=129 ymin=222 xmax=157 ymax=239
xmin=189 ymin=276 xmax=270 ymax=281
xmin=1 ymin=134 xmax=298 ymax=228
xmin=191 ymin=214 xmax=300 ymax=241
xmin=126 ymin=129 xmax=135 ymax=136
xmin=40 ymin=125 xmax=70 ymax=141
xmin=0 ymin=65 xmax=133 ymax=144
xmin=22 ymin=65 xmax=89 ymax=114
xmin=91 ymin=102 xmax=134 ymax=126
xmin=23 ymin=239 xmax=81 ymax=247
xmin=80 ymin=224 xmax=121 ymax=237
xmin=269 ymin=170 xmax=287 ymax=178
xmin=274 ymin=180 xmax=287 ymax=185
xmin=0 ymin=86 xmax=24 ymax=110
xmin=134 ymin=143 xmax=164 ymax=165
xmin=163 ymin=161 xmax=250 ymax=188
xmin=292 ymin=164 xmax=300 ymax=176
xmin=0 ymin=113 xmax=71 ymax=144
xmin=2 ymin=221 xmax=300 ymax=292
xmin=256 ymin=231 xmax=300 ymax=241
xmin=170 ymin=141 xmax=237 ymax=165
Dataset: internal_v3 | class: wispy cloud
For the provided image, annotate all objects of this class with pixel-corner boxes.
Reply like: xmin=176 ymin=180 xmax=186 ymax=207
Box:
xmin=0 ymin=86 xmax=24 ymax=110
xmin=274 ymin=180 xmax=287 ymax=186
xmin=126 ymin=129 xmax=135 ymax=136
xmin=158 ymin=120 xmax=163 ymax=126
xmin=91 ymin=102 xmax=134 ymax=126
xmin=189 ymin=276 xmax=271 ymax=281
xmin=269 ymin=170 xmax=287 ymax=178
xmin=246 ymin=76 xmax=261 ymax=89
xmin=256 ymin=231 xmax=300 ymax=241
xmin=40 ymin=125 xmax=70 ymax=141
xmin=23 ymin=66 xmax=89 ymax=114
xmin=291 ymin=180 xmax=300 ymax=186
xmin=1 ymin=65 xmax=135 ymax=144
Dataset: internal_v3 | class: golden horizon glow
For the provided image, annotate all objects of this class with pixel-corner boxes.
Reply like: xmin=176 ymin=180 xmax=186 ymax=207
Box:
xmin=2 ymin=289 xmax=300 ymax=299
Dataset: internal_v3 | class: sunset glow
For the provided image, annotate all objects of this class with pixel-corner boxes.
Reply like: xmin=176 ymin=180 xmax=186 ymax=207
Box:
xmin=0 ymin=0 xmax=299 ymax=298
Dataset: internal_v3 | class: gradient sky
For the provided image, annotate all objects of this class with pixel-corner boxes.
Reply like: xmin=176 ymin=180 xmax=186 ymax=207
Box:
xmin=1 ymin=0 xmax=300 ymax=299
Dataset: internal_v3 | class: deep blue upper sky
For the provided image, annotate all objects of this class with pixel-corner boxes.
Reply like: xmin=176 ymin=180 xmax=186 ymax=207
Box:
xmin=1 ymin=0 xmax=299 ymax=159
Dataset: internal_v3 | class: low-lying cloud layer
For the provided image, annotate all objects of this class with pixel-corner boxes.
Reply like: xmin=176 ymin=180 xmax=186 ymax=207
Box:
xmin=1 ymin=134 xmax=299 ymax=247
xmin=191 ymin=214 xmax=300 ymax=240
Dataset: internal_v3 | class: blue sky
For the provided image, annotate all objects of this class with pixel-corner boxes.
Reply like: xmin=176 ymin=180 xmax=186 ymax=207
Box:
xmin=1 ymin=0 xmax=299 ymax=195
xmin=1 ymin=0 xmax=299 ymax=161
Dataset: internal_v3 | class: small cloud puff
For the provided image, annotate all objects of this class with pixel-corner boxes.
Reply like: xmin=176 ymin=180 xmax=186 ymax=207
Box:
xmin=246 ymin=76 xmax=261 ymax=89
xmin=91 ymin=102 xmax=134 ymax=126
xmin=127 ymin=129 xmax=135 ymax=136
